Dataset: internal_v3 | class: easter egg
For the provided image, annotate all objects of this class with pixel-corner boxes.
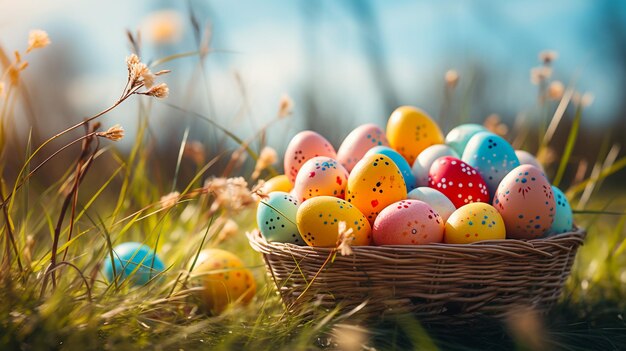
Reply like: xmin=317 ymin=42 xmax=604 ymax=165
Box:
xmin=411 ymin=144 xmax=459 ymax=187
xmin=444 ymin=203 xmax=506 ymax=244
xmin=428 ymin=156 xmax=489 ymax=208
xmin=257 ymin=191 xmax=304 ymax=244
xmin=548 ymin=185 xmax=573 ymax=235
xmin=284 ymin=131 xmax=337 ymax=183
xmin=293 ymin=157 xmax=348 ymax=201
xmin=296 ymin=196 xmax=372 ymax=247
xmin=261 ymin=174 xmax=293 ymax=194
xmin=462 ymin=132 xmax=520 ymax=197
xmin=493 ymin=165 xmax=555 ymax=239
xmin=407 ymin=187 xmax=456 ymax=222
xmin=445 ymin=123 xmax=487 ymax=155
xmin=103 ymin=242 xmax=165 ymax=285
xmin=515 ymin=150 xmax=545 ymax=173
xmin=336 ymin=124 xmax=389 ymax=172
xmin=386 ymin=106 xmax=444 ymax=165
xmin=365 ymin=146 xmax=416 ymax=191
xmin=191 ymin=249 xmax=256 ymax=314
xmin=372 ymin=200 xmax=444 ymax=245
xmin=347 ymin=154 xmax=408 ymax=225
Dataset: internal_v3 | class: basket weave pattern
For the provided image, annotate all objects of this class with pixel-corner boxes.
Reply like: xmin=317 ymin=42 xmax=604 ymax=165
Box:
xmin=249 ymin=228 xmax=585 ymax=323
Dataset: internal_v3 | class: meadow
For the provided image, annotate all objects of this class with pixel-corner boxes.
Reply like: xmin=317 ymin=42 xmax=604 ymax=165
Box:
xmin=1 ymin=25 xmax=625 ymax=351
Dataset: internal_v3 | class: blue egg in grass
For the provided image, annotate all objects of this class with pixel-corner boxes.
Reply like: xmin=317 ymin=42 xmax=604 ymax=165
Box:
xmin=365 ymin=146 xmax=416 ymax=191
xmin=103 ymin=242 xmax=165 ymax=285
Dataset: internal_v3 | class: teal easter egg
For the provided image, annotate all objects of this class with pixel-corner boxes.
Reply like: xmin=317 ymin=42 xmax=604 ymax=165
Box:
xmin=548 ymin=185 xmax=573 ymax=235
xmin=462 ymin=132 xmax=520 ymax=198
xmin=103 ymin=242 xmax=165 ymax=285
xmin=365 ymin=146 xmax=416 ymax=191
xmin=445 ymin=123 xmax=487 ymax=155
xmin=257 ymin=191 xmax=304 ymax=244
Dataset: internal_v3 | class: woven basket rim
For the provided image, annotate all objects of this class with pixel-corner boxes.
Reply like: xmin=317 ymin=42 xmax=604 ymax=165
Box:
xmin=248 ymin=227 xmax=586 ymax=257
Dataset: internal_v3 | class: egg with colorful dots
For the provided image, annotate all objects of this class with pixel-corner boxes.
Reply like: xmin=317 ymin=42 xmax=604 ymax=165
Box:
xmin=462 ymin=132 xmax=520 ymax=198
xmin=493 ymin=165 xmax=555 ymax=239
xmin=336 ymin=124 xmax=389 ymax=172
xmin=372 ymin=200 xmax=444 ymax=245
xmin=428 ymin=156 xmax=489 ymax=208
xmin=293 ymin=156 xmax=349 ymax=201
xmin=407 ymin=187 xmax=456 ymax=222
xmin=548 ymin=185 xmax=573 ymax=235
xmin=191 ymin=249 xmax=256 ymax=315
xmin=284 ymin=131 xmax=337 ymax=183
xmin=444 ymin=203 xmax=506 ymax=244
xmin=103 ymin=242 xmax=165 ymax=286
xmin=261 ymin=174 xmax=293 ymax=194
xmin=365 ymin=146 xmax=416 ymax=191
xmin=445 ymin=123 xmax=487 ymax=156
xmin=296 ymin=196 xmax=372 ymax=247
xmin=412 ymin=144 xmax=459 ymax=187
xmin=347 ymin=154 xmax=408 ymax=225
xmin=386 ymin=106 xmax=444 ymax=165
xmin=257 ymin=191 xmax=304 ymax=244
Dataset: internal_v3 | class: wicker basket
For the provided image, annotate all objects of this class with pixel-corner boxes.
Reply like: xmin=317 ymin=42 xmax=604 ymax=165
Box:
xmin=248 ymin=228 xmax=586 ymax=324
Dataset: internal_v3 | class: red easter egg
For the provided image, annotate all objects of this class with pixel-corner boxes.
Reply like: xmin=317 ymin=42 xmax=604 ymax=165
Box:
xmin=284 ymin=131 xmax=337 ymax=184
xmin=428 ymin=156 xmax=489 ymax=208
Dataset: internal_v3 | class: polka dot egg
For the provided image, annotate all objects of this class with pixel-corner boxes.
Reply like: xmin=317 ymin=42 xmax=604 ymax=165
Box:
xmin=386 ymin=106 xmax=444 ymax=165
xmin=336 ymin=124 xmax=389 ymax=172
xmin=372 ymin=200 xmax=444 ymax=245
xmin=444 ymin=203 xmax=506 ymax=243
xmin=407 ymin=187 xmax=456 ymax=222
xmin=548 ymin=185 xmax=573 ymax=235
xmin=296 ymin=196 xmax=372 ymax=247
xmin=428 ymin=156 xmax=489 ymax=208
xmin=365 ymin=146 xmax=417 ymax=191
xmin=256 ymin=191 xmax=304 ymax=245
xmin=493 ymin=165 xmax=555 ymax=239
xmin=293 ymin=156 xmax=349 ymax=201
xmin=347 ymin=154 xmax=408 ymax=225
xmin=284 ymin=131 xmax=337 ymax=184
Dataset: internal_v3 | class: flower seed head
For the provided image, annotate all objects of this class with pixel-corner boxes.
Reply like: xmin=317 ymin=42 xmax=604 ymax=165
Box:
xmin=27 ymin=30 xmax=51 ymax=53
xmin=547 ymin=81 xmax=564 ymax=101
xmin=97 ymin=124 xmax=125 ymax=141
xmin=278 ymin=94 xmax=294 ymax=119
xmin=146 ymin=83 xmax=169 ymax=99
xmin=445 ymin=69 xmax=459 ymax=88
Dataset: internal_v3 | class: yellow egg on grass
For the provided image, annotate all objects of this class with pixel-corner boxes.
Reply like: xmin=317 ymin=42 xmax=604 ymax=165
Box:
xmin=386 ymin=106 xmax=444 ymax=165
xmin=262 ymin=174 xmax=293 ymax=194
xmin=191 ymin=249 xmax=256 ymax=314
xmin=444 ymin=203 xmax=506 ymax=244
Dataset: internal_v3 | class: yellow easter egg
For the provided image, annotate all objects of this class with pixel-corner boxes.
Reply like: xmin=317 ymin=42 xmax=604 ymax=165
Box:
xmin=346 ymin=154 xmax=407 ymax=225
xmin=262 ymin=174 xmax=293 ymax=194
xmin=191 ymin=249 xmax=256 ymax=314
xmin=386 ymin=106 xmax=444 ymax=165
xmin=296 ymin=196 xmax=372 ymax=247
xmin=444 ymin=203 xmax=506 ymax=244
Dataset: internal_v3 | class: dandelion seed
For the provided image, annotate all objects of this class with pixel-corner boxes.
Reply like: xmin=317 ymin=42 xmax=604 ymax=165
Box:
xmin=444 ymin=69 xmax=459 ymax=88
xmin=160 ymin=191 xmax=180 ymax=210
xmin=145 ymin=83 xmax=169 ymax=99
xmin=538 ymin=50 xmax=558 ymax=64
xmin=26 ymin=29 xmax=51 ymax=53
xmin=530 ymin=67 xmax=552 ymax=85
xmin=97 ymin=124 xmax=125 ymax=141
xmin=278 ymin=94 xmax=293 ymax=119
xmin=251 ymin=146 xmax=278 ymax=179
xmin=547 ymin=81 xmax=564 ymax=101
xmin=336 ymin=221 xmax=355 ymax=256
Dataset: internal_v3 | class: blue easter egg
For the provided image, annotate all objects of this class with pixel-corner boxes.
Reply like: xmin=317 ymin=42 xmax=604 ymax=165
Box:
xmin=462 ymin=132 xmax=520 ymax=198
xmin=548 ymin=185 xmax=573 ymax=235
xmin=257 ymin=191 xmax=304 ymax=244
xmin=103 ymin=242 xmax=165 ymax=285
xmin=365 ymin=146 xmax=416 ymax=191
xmin=445 ymin=124 xmax=487 ymax=156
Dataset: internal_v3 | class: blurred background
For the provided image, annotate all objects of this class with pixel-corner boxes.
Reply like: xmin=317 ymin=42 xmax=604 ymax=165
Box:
xmin=1 ymin=0 xmax=625 ymax=190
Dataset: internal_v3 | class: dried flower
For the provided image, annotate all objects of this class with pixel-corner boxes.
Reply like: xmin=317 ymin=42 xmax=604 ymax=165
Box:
xmin=217 ymin=218 xmax=239 ymax=242
xmin=547 ymin=81 xmax=564 ymax=101
xmin=183 ymin=141 xmax=205 ymax=165
xmin=160 ymin=191 xmax=180 ymax=210
xmin=278 ymin=94 xmax=294 ymax=119
xmin=145 ymin=83 xmax=169 ymax=99
xmin=538 ymin=50 xmax=558 ymax=64
xmin=141 ymin=10 xmax=183 ymax=44
xmin=204 ymin=177 xmax=256 ymax=212
xmin=530 ymin=66 xmax=552 ymax=85
xmin=336 ymin=221 xmax=355 ymax=256
xmin=7 ymin=51 xmax=28 ymax=86
xmin=97 ymin=124 xmax=125 ymax=141
xmin=26 ymin=30 xmax=51 ymax=53
xmin=484 ymin=114 xmax=508 ymax=137
xmin=252 ymin=146 xmax=278 ymax=179
xmin=444 ymin=69 xmax=459 ymax=88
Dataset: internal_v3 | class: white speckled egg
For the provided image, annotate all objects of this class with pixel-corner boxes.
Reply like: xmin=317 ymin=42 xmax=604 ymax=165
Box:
xmin=256 ymin=191 xmax=304 ymax=244
xmin=407 ymin=187 xmax=456 ymax=222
